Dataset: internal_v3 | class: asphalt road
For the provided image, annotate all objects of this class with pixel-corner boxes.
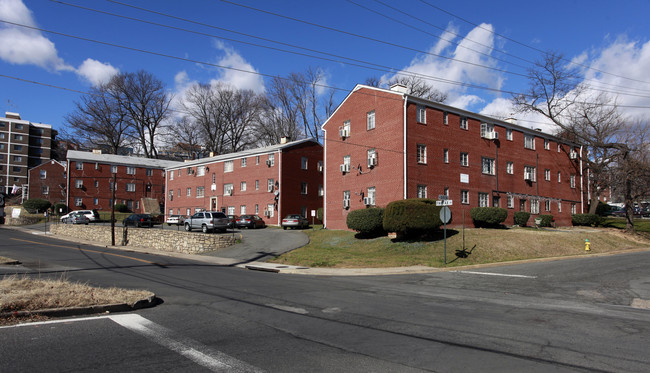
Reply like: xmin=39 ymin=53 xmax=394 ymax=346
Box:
xmin=1 ymin=227 xmax=649 ymax=372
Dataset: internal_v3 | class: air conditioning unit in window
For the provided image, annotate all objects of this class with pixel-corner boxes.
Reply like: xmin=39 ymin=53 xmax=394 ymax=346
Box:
xmin=363 ymin=197 xmax=373 ymax=205
xmin=569 ymin=151 xmax=578 ymax=160
xmin=343 ymin=199 xmax=350 ymax=209
xmin=318 ymin=164 xmax=323 ymax=172
xmin=224 ymin=190 xmax=232 ymax=196
xmin=339 ymin=127 xmax=350 ymax=138
xmin=367 ymin=154 xmax=377 ymax=168
xmin=340 ymin=164 xmax=350 ymax=173
xmin=483 ymin=132 xmax=498 ymax=140
xmin=524 ymin=173 xmax=533 ymax=181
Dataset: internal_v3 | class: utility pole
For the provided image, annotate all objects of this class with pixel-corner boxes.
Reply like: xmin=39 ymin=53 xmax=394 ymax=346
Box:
xmin=111 ymin=172 xmax=116 ymax=246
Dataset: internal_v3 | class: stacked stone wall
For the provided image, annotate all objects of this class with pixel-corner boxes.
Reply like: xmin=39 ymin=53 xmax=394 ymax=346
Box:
xmin=50 ymin=224 xmax=236 ymax=254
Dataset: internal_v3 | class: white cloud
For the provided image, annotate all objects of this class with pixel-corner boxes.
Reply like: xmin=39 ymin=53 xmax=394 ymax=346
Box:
xmin=0 ymin=0 xmax=73 ymax=71
xmin=211 ymin=41 xmax=265 ymax=93
xmin=385 ymin=23 xmax=504 ymax=111
xmin=76 ymin=58 xmax=118 ymax=86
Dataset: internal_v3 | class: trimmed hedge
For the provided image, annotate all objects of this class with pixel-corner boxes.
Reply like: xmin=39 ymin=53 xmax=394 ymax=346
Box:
xmin=53 ymin=203 xmax=68 ymax=215
xmin=538 ymin=214 xmax=554 ymax=227
xmin=383 ymin=198 xmax=442 ymax=236
xmin=514 ymin=211 xmax=530 ymax=226
xmin=470 ymin=207 xmax=507 ymax=227
xmin=346 ymin=207 xmax=385 ymax=234
xmin=114 ymin=203 xmax=130 ymax=213
xmin=22 ymin=198 xmax=52 ymax=213
xmin=572 ymin=213 xmax=600 ymax=227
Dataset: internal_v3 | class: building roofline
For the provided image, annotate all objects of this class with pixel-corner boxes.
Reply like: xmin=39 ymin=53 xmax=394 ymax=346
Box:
xmin=322 ymin=84 xmax=581 ymax=147
xmin=165 ymin=138 xmax=321 ymax=170
xmin=29 ymin=160 xmax=66 ymax=171
xmin=66 ymin=150 xmax=182 ymax=169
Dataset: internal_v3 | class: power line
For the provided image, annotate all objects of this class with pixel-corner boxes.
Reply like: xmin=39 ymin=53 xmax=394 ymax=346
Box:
xmin=2 ymin=19 xmax=650 ymax=109
xmin=55 ymin=1 xmax=650 ymax=100
xmin=418 ymin=0 xmax=650 ymax=86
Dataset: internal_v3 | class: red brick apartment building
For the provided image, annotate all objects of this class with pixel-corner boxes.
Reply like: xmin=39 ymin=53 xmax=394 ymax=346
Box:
xmin=322 ymin=84 xmax=584 ymax=230
xmin=66 ymin=150 xmax=181 ymax=213
xmin=28 ymin=160 xmax=67 ymax=205
xmin=165 ymin=139 xmax=323 ymax=225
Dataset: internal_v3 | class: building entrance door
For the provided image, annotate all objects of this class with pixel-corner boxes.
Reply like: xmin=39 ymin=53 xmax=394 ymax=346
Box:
xmin=211 ymin=197 xmax=218 ymax=211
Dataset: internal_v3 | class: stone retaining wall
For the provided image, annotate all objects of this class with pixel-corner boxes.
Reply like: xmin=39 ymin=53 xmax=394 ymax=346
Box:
xmin=50 ymin=224 xmax=237 ymax=254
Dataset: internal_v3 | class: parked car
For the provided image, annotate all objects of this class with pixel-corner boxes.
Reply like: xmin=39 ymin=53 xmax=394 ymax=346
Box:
xmin=62 ymin=212 xmax=89 ymax=225
xmin=227 ymin=215 xmax=238 ymax=228
xmin=123 ymin=214 xmax=154 ymax=228
xmin=60 ymin=209 xmax=99 ymax=222
xmin=281 ymin=214 xmax=309 ymax=230
xmin=236 ymin=215 xmax=266 ymax=229
xmin=166 ymin=214 xmax=186 ymax=226
xmin=610 ymin=208 xmax=627 ymax=217
xmin=184 ymin=211 xmax=230 ymax=233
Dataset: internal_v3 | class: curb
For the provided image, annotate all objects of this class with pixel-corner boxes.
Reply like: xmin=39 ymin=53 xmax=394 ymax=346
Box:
xmin=0 ymin=295 xmax=162 ymax=319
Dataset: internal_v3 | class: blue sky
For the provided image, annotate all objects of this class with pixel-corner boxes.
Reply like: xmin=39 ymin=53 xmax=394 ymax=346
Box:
xmin=2 ymin=0 xmax=650 ymax=134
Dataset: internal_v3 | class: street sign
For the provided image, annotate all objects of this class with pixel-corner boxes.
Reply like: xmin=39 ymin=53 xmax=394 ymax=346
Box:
xmin=435 ymin=200 xmax=453 ymax=206
xmin=438 ymin=194 xmax=449 ymax=200
xmin=439 ymin=206 xmax=452 ymax=224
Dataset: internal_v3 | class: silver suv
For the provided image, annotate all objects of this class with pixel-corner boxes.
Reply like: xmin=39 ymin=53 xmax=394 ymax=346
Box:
xmin=184 ymin=211 xmax=230 ymax=233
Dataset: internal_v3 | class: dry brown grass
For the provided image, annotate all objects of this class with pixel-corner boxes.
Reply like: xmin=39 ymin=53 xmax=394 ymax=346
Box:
xmin=0 ymin=275 xmax=153 ymax=325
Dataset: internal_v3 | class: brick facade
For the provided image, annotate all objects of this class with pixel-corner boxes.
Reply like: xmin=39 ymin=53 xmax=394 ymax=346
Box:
xmin=165 ymin=139 xmax=323 ymax=225
xmin=66 ymin=151 xmax=180 ymax=213
xmin=323 ymin=85 xmax=584 ymax=230
xmin=28 ymin=160 xmax=67 ymax=205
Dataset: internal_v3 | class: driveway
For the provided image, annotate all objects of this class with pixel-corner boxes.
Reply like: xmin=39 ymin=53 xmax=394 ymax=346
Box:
xmin=208 ymin=227 xmax=310 ymax=262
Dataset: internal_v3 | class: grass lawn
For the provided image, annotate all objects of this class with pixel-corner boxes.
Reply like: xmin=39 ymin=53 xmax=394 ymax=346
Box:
xmin=270 ymin=225 xmax=650 ymax=268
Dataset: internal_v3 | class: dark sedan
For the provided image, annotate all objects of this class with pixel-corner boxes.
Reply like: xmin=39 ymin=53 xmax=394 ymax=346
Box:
xmin=235 ymin=215 xmax=266 ymax=229
xmin=227 ymin=215 xmax=239 ymax=228
xmin=122 ymin=214 xmax=154 ymax=228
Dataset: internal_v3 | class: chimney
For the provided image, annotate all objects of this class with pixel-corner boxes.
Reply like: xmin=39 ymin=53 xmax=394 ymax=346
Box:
xmin=390 ymin=83 xmax=408 ymax=94
xmin=92 ymin=149 xmax=102 ymax=154
xmin=280 ymin=136 xmax=290 ymax=144
xmin=5 ymin=112 xmax=21 ymax=120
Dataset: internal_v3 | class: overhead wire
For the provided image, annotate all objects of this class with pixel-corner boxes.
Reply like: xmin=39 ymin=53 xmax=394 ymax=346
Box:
xmin=51 ymin=1 xmax=650 ymax=100
xmin=418 ymin=0 xmax=650 ymax=86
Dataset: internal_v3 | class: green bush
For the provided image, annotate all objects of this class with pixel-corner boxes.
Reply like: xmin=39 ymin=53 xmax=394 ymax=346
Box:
xmin=383 ymin=198 xmax=442 ymax=236
xmin=346 ymin=207 xmax=384 ymax=235
xmin=114 ymin=203 xmax=130 ymax=213
xmin=538 ymin=214 xmax=554 ymax=227
xmin=22 ymin=198 xmax=52 ymax=213
xmin=572 ymin=213 xmax=600 ymax=227
xmin=53 ymin=203 xmax=68 ymax=215
xmin=317 ymin=208 xmax=323 ymax=223
xmin=470 ymin=207 xmax=508 ymax=227
xmin=595 ymin=202 xmax=611 ymax=216
xmin=514 ymin=211 xmax=530 ymax=226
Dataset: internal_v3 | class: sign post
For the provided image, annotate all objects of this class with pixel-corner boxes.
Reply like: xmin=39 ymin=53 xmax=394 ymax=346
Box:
xmin=439 ymin=206 xmax=452 ymax=264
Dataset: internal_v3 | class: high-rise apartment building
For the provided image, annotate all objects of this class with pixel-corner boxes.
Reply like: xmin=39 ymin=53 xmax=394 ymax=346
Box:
xmin=0 ymin=112 xmax=56 ymax=194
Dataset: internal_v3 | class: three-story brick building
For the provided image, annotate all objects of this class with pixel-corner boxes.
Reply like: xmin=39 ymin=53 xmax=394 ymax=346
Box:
xmin=165 ymin=138 xmax=323 ymax=225
xmin=322 ymin=84 xmax=584 ymax=229
xmin=66 ymin=150 xmax=181 ymax=213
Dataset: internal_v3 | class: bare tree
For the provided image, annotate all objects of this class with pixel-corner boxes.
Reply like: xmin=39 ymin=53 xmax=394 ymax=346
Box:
xmin=164 ymin=116 xmax=203 ymax=160
xmin=387 ymin=75 xmax=448 ymax=102
xmin=181 ymin=82 xmax=264 ymax=154
xmin=65 ymin=84 xmax=132 ymax=154
xmin=512 ymin=52 xmax=627 ymax=214
xmin=262 ymin=67 xmax=335 ymax=144
xmin=609 ymin=122 xmax=650 ymax=232
xmin=110 ymin=70 xmax=172 ymax=158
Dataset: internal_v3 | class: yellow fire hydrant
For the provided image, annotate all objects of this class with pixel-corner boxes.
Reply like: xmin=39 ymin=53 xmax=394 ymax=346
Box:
xmin=585 ymin=239 xmax=591 ymax=252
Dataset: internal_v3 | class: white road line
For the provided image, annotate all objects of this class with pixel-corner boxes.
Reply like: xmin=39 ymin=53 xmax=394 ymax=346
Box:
xmin=266 ymin=304 xmax=309 ymax=314
xmin=456 ymin=271 xmax=537 ymax=279
xmin=110 ymin=314 xmax=264 ymax=373
xmin=2 ymin=314 xmax=264 ymax=373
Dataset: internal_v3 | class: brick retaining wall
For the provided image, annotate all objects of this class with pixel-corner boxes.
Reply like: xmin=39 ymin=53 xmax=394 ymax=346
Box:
xmin=50 ymin=224 xmax=237 ymax=254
